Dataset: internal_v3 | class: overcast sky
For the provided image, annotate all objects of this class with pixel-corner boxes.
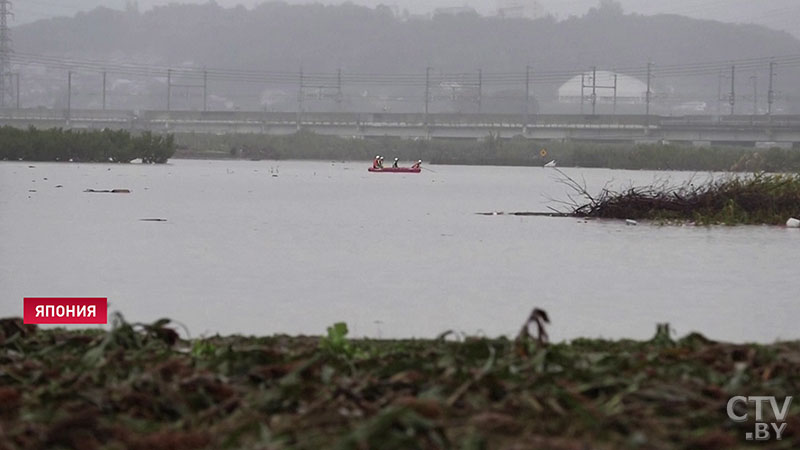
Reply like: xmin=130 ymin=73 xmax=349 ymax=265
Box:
xmin=11 ymin=0 xmax=800 ymax=38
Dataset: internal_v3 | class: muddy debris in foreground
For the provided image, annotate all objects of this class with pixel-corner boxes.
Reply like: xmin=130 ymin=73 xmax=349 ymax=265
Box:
xmin=1 ymin=312 xmax=799 ymax=449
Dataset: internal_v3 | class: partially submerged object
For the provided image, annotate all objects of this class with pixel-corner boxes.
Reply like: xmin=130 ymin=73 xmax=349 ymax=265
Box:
xmin=544 ymin=160 xmax=557 ymax=168
xmin=787 ymin=218 xmax=800 ymax=228
xmin=84 ymin=189 xmax=131 ymax=194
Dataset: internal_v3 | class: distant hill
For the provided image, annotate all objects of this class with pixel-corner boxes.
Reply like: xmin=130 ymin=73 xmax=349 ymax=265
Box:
xmin=9 ymin=1 xmax=800 ymax=113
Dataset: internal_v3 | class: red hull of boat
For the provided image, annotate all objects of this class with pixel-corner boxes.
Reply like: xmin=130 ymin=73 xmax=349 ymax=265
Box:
xmin=368 ymin=167 xmax=421 ymax=173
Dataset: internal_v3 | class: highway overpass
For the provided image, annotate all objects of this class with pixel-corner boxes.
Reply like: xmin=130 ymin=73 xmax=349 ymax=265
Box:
xmin=1 ymin=108 xmax=799 ymax=148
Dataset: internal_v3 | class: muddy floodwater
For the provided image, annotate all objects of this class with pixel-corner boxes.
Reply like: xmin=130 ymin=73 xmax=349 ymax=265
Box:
xmin=1 ymin=159 xmax=797 ymax=342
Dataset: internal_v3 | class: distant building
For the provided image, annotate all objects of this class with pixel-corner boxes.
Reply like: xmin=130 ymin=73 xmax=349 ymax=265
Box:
xmin=433 ymin=6 xmax=478 ymax=16
xmin=496 ymin=0 xmax=544 ymax=19
xmin=558 ymin=71 xmax=649 ymax=104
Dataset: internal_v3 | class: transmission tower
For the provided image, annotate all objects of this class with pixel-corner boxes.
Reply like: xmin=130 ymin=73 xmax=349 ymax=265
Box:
xmin=0 ymin=0 xmax=12 ymax=108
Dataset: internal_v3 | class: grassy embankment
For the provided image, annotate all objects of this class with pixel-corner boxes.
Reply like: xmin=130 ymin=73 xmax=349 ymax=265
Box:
xmin=0 ymin=127 xmax=176 ymax=163
xmin=174 ymin=131 xmax=800 ymax=172
xmin=1 ymin=313 xmax=799 ymax=449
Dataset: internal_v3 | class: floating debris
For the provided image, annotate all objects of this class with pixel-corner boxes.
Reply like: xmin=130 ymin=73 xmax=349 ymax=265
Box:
xmin=84 ymin=188 xmax=131 ymax=194
xmin=626 ymin=219 xmax=638 ymax=226
xmin=558 ymin=170 xmax=800 ymax=225
xmin=477 ymin=211 xmax=572 ymax=217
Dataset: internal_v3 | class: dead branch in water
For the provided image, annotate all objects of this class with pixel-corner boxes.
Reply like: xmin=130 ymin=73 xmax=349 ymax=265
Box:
xmin=552 ymin=170 xmax=800 ymax=225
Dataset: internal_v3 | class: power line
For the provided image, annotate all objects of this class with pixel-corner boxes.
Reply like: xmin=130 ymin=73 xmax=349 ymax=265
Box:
xmin=6 ymin=50 xmax=800 ymax=113
xmin=8 ymin=50 xmax=800 ymax=87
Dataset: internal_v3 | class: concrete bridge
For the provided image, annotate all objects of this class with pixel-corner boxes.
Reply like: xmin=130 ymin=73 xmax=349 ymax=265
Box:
xmin=1 ymin=108 xmax=799 ymax=148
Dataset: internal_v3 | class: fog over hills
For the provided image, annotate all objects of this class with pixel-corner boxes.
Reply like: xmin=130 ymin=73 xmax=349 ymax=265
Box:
xmin=7 ymin=1 xmax=800 ymax=113
xmin=11 ymin=0 xmax=800 ymax=40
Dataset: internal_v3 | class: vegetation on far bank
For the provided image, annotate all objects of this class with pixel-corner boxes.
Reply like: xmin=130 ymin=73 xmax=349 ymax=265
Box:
xmin=1 ymin=312 xmax=799 ymax=449
xmin=174 ymin=131 xmax=800 ymax=172
xmin=0 ymin=127 xmax=176 ymax=163
xmin=558 ymin=170 xmax=800 ymax=225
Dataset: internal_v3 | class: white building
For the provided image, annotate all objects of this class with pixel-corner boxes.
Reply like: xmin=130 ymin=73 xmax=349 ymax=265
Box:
xmin=558 ymin=71 xmax=649 ymax=104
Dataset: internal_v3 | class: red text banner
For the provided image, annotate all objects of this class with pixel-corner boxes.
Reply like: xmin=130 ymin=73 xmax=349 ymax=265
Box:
xmin=23 ymin=298 xmax=108 ymax=324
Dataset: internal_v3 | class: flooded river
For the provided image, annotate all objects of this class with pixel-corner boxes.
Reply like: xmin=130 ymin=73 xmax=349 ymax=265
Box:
xmin=1 ymin=159 xmax=797 ymax=342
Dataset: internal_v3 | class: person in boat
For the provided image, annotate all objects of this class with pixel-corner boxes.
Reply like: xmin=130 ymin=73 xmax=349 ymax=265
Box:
xmin=411 ymin=160 xmax=422 ymax=169
xmin=392 ymin=157 xmax=399 ymax=168
xmin=373 ymin=155 xmax=380 ymax=169
xmin=378 ymin=156 xmax=385 ymax=169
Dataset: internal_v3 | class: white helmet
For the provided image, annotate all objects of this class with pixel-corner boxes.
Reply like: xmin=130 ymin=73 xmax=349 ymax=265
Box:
xmin=394 ymin=157 xmax=399 ymax=161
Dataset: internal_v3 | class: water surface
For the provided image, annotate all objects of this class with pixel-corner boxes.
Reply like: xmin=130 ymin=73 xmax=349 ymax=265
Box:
xmin=1 ymin=160 xmax=797 ymax=342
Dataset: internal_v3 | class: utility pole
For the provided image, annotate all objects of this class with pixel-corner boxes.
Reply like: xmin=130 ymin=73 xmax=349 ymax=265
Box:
xmin=297 ymin=67 xmax=303 ymax=130
xmin=203 ymin=70 xmax=207 ymax=112
xmin=580 ymin=73 xmax=585 ymax=114
xmin=524 ymin=65 xmax=530 ymax=130
xmin=67 ymin=71 xmax=72 ymax=122
xmin=0 ymin=0 xmax=13 ymax=108
xmin=166 ymin=69 xmax=171 ymax=111
xmin=336 ymin=68 xmax=342 ymax=109
xmin=591 ymin=66 xmax=597 ymax=115
xmin=729 ymin=65 xmax=735 ymax=115
xmin=768 ymin=61 xmax=776 ymax=116
xmin=645 ymin=61 xmax=652 ymax=124
xmin=612 ymin=73 xmax=618 ymax=115
xmin=750 ymin=75 xmax=757 ymax=115
xmin=424 ymin=66 xmax=430 ymax=124
xmin=477 ymin=69 xmax=482 ymax=114
xmin=717 ymin=70 xmax=723 ymax=116
xmin=14 ymin=71 xmax=18 ymax=108
xmin=102 ymin=71 xmax=106 ymax=110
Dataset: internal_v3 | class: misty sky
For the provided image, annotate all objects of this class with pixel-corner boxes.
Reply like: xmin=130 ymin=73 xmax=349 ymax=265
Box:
xmin=11 ymin=0 xmax=800 ymax=39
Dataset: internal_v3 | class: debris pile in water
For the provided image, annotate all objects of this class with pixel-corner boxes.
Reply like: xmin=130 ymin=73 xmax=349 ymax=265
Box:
xmin=559 ymin=170 xmax=800 ymax=225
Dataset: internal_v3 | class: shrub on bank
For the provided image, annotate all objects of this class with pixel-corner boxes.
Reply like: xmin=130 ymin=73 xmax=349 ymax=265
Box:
xmin=0 ymin=126 xmax=176 ymax=163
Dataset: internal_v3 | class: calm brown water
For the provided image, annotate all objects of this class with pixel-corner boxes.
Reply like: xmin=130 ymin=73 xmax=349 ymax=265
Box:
xmin=1 ymin=159 xmax=797 ymax=342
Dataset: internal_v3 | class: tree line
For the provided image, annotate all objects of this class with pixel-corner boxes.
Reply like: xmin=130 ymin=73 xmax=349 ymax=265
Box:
xmin=0 ymin=127 xmax=176 ymax=163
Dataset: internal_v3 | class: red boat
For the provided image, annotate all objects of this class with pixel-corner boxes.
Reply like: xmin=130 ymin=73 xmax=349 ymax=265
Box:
xmin=368 ymin=167 xmax=421 ymax=173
